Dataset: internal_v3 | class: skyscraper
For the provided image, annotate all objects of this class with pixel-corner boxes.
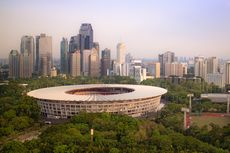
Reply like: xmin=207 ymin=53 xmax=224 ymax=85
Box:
xmin=79 ymin=23 xmax=93 ymax=72
xmin=69 ymin=35 xmax=80 ymax=53
xmin=20 ymin=36 xmax=35 ymax=72
xmin=19 ymin=50 xmax=33 ymax=78
xmin=226 ymin=61 xmax=230 ymax=85
xmin=60 ymin=38 xmax=68 ymax=74
xmin=89 ymin=48 xmax=100 ymax=77
xmin=146 ymin=62 xmax=160 ymax=78
xmin=117 ymin=42 xmax=126 ymax=64
xmin=69 ymin=50 xmax=81 ymax=77
xmin=20 ymin=36 xmax=34 ymax=78
xmin=165 ymin=62 xmax=183 ymax=77
xmin=36 ymin=34 xmax=52 ymax=76
xmin=158 ymin=51 xmax=175 ymax=76
xmin=9 ymin=50 xmax=20 ymax=79
xmin=82 ymin=49 xmax=91 ymax=76
xmin=79 ymin=23 xmax=93 ymax=51
xmin=116 ymin=42 xmax=126 ymax=76
xmin=194 ymin=56 xmax=207 ymax=79
xmin=207 ymin=57 xmax=218 ymax=74
xmin=101 ymin=48 xmax=111 ymax=76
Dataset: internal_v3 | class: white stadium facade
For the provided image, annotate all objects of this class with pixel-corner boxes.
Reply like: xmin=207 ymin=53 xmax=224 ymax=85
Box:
xmin=27 ymin=84 xmax=167 ymax=118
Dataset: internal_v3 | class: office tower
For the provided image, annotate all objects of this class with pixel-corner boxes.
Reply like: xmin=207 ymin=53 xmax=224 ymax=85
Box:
xmin=116 ymin=42 xmax=126 ymax=76
xmin=101 ymin=48 xmax=111 ymax=76
xmin=9 ymin=50 xmax=20 ymax=79
xmin=69 ymin=35 xmax=80 ymax=53
xmin=194 ymin=56 xmax=207 ymax=79
xmin=207 ymin=57 xmax=218 ymax=74
xmin=181 ymin=63 xmax=188 ymax=76
xmin=19 ymin=50 xmax=33 ymax=78
xmin=146 ymin=62 xmax=160 ymax=78
xmin=69 ymin=50 xmax=81 ymax=77
xmin=60 ymin=38 xmax=68 ymax=74
xmin=78 ymin=23 xmax=93 ymax=72
xmin=36 ymin=34 xmax=52 ymax=76
xmin=117 ymin=42 xmax=126 ymax=64
xmin=89 ymin=48 xmax=100 ymax=77
xmin=158 ymin=51 xmax=175 ymax=76
xmin=82 ymin=49 xmax=91 ymax=76
xmin=20 ymin=36 xmax=34 ymax=73
xmin=165 ymin=62 xmax=183 ymax=77
xmin=79 ymin=23 xmax=93 ymax=51
xmin=226 ymin=61 xmax=230 ymax=85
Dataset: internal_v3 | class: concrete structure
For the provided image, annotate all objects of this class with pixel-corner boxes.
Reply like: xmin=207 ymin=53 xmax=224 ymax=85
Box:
xmin=36 ymin=34 xmax=52 ymax=76
xmin=194 ymin=56 xmax=207 ymax=80
xmin=82 ymin=49 xmax=91 ymax=76
xmin=201 ymin=93 xmax=229 ymax=103
xmin=165 ymin=62 xmax=183 ymax=77
xmin=117 ymin=42 xmax=126 ymax=64
xmin=9 ymin=50 xmax=20 ymax=79
xmin=207 ymin=57 xmax=218 ymax=74
xmin=158 ymin=51 xmax=175 ymax=76
xmin=69 ymin=50 xmax=81 ymax=77
xmin=20 ymin=36 xmax=34 ymax=73
xmin=89 ymin=48 xmax=100 ymax=77
xmin=206 ymin=73 xmax=224 ymax=87
xmin=101 ymin=48 xmax=111 ymax=76
xmin=27 ymin=84 xmax=167 ymax=118
xmin=146 ymin=62 xmax=160 ymax=78
xmin=116 ymin=43 xmax=126 ymax=76
xmin=79 ymin=23 xmax=93 ymax=51
xmin=181 ymin=107 xmax=190 ymax=129
xmin=19 ymin=50 xmax=33 ymax=78
xmin=60 ymin=38 xmax=68 ymax=74
xmin=69 ymin=35 xmax=80 ymax=53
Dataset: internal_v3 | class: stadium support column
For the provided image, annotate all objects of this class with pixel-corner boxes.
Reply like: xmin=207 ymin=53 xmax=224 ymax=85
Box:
xmin=181 ymin=107 xmax=190 ymax=130
xmin=187 ymin=94 xmax=194 ymax=113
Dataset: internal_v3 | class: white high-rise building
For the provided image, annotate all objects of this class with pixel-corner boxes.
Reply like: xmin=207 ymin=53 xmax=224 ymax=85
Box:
xmin=116 ymin=43 xmax=126 ymax=76
xmin=194 ymin=56 xmax=207 ymax=80
xmin=117 ymin=42 xmax=126 ymax=64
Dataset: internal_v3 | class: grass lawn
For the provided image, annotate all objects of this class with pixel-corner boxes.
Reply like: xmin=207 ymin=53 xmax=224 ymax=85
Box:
xmin=191 ymin=115 xmax=230 ymax=129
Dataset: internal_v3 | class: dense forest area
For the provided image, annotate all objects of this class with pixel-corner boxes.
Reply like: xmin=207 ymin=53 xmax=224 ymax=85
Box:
xmin=0 ymin=76 xmax=229 ymax=152
xmin=1 ymin=113 xmax=229 ymax=153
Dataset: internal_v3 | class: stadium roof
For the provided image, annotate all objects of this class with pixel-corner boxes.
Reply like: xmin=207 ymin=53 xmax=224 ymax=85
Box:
xmin=27 ymin=84 xmax=167 ymax=102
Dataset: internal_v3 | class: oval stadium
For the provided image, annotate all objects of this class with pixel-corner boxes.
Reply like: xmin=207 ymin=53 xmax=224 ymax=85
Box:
xmin=27 ymin=84 xmax=167 ymax=118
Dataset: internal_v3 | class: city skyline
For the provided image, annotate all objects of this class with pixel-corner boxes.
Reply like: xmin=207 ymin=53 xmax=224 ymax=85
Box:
xmin=1 ymin=0 xmax=230 ymax=59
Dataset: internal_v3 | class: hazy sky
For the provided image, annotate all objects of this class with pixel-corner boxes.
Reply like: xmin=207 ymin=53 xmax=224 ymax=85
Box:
xmin=0 ymin=0 xmax=230 ymax=59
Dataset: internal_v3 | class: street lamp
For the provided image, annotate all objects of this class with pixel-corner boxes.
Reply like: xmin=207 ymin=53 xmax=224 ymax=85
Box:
xmin=227 ymin=91 xmax=230 ymax=114
xmin=187 ymin=93 xmax=194 ymax=113
xmin=90 ymin=128 xmax=94 ymax=144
